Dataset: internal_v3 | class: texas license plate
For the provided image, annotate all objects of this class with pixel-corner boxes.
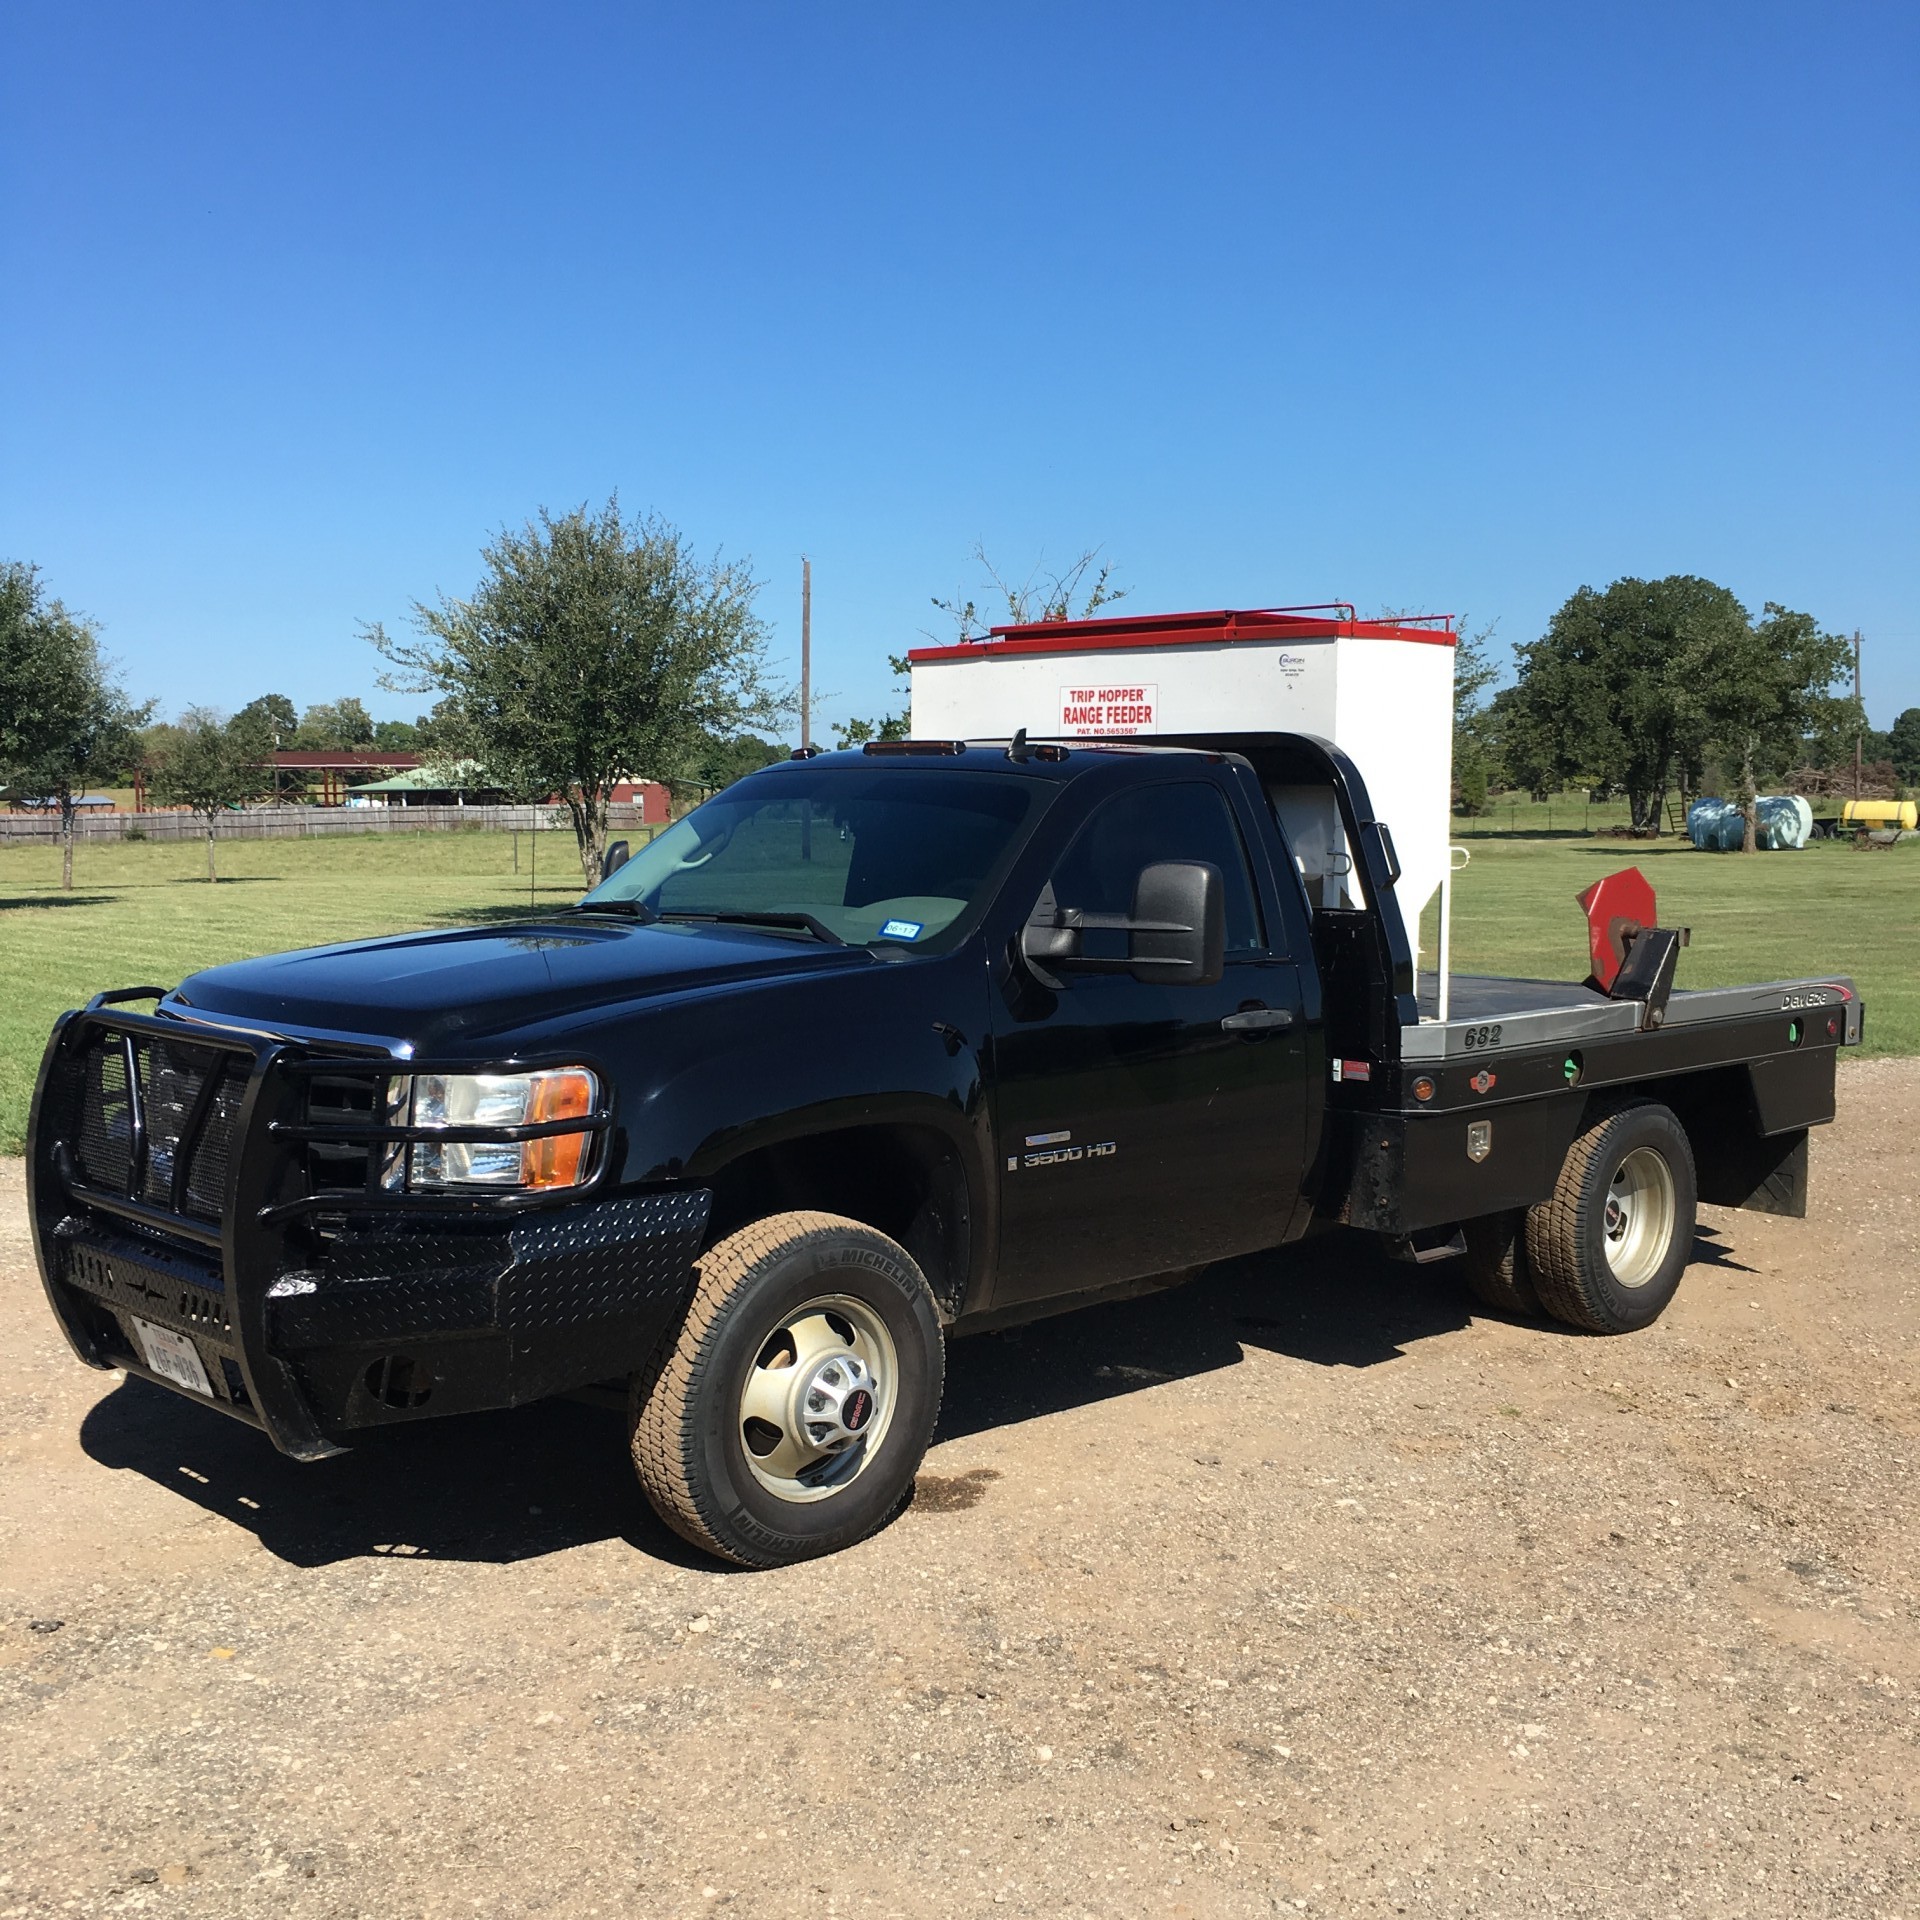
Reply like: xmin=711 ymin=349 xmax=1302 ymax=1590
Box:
xmin=131 ymin=1318 xmax=214 ymax=1397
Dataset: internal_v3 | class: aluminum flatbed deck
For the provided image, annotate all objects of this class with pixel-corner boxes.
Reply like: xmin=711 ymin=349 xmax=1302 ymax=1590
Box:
xmin=1403 ymin=974 xmax=1862 ymax=1061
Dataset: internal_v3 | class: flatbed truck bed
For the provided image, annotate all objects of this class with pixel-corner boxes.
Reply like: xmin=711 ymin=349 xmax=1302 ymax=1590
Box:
xmin=1406 ymin=973 xmax=1863 ymax=1058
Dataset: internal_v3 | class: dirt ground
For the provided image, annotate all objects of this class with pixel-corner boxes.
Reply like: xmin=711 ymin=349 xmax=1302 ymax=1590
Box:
xmin=2 ymin=1059 xmax=1916 ymax=1920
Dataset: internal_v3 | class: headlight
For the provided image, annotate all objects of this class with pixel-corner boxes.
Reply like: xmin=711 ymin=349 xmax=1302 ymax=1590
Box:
xmin=381 ymin=1067 xmax=599 ymax=1193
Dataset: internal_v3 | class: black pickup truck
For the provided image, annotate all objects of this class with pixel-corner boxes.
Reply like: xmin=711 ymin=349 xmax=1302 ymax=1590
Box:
xmin=28 ymin=734 xmax=1862 ymax=1566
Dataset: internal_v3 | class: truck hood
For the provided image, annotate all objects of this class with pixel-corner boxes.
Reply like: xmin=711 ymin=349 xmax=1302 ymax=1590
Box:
xmin=169 ymin=915 xmax=874 ymax=1052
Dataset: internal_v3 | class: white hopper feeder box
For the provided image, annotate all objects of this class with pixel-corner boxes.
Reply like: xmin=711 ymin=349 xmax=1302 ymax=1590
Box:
xmin=908 ymin=603 xmax=1461 ymax=1014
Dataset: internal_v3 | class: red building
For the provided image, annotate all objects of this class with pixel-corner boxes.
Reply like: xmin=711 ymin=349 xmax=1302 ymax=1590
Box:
xmin=606 ymin=779 xmax=673 ymax=822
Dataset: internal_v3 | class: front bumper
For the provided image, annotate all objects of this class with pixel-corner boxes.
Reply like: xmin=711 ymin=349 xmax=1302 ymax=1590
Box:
xmin=28 ymin=1002 xmax=710 ymax=1457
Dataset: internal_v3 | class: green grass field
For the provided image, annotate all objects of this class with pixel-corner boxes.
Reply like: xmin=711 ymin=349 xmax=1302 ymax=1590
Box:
xmin=0 ymin=831 xmax=593 ymax=1153
xmin=0 ymin=825 xmax=1913 ymax=1152
xmin=1420 ymin=833 xmax=1916 ymax=1049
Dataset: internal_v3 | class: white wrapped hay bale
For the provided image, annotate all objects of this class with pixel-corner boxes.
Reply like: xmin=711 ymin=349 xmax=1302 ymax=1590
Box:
xmin=1687 ymin=794 xmax=1812 ymax=850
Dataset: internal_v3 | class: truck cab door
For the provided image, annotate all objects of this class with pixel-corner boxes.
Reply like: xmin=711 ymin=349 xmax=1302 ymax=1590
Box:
xmin=987 ymin=775 xmax=1310 ymax=1309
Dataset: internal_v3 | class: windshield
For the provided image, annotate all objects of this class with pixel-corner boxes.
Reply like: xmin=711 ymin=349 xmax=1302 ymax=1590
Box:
xmin=582 ymin=765 xmax=1045 ymax=948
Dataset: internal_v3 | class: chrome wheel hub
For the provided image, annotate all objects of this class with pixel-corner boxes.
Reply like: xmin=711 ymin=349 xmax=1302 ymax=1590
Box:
xmin=1603 ymin=1146 xmax=1677 ymax=1288
xmin=798 ymin=1350 xmax=880 ymax=1451
xmin=737 ymin=1295 xmax=899 ymax=1504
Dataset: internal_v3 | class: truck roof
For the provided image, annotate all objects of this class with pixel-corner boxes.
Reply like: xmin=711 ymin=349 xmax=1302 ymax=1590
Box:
xmin=767 ymin=740 xmax=1222 ymax=783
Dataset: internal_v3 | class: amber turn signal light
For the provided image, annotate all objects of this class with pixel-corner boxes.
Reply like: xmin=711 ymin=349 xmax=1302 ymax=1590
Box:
xmin=524 ymin=1069 xmax=598 ymax=1189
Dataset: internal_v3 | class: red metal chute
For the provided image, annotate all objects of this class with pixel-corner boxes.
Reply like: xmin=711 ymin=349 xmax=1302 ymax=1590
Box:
xmin=1578 ymin=868 xmax=1657 ymax=993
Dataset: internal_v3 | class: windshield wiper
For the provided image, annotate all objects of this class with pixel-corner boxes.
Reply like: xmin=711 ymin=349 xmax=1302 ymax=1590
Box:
xmin=657 ymin=910 xmax=846 ymax=947
xmin=566 ymin=898 xmax=658 ymax=921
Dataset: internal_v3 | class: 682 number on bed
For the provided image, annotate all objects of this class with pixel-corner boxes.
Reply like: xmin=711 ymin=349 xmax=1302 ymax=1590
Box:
xmin=1460 ymin=1023 xmax=1504 ymax=1050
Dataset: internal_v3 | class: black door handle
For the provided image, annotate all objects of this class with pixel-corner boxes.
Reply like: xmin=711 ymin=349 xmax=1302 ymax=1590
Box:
xmin=1220 ymin=1006 xmax=1294 ymax=1033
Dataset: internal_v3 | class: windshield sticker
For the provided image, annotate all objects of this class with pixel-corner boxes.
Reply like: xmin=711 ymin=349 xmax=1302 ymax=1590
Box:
xmin=879 ymin=919 xmax=924 ymax=941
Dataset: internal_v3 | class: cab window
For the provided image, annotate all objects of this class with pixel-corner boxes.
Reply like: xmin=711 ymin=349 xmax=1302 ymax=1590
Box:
xmin=1048 ymin=781 xmax=1266 ymax=954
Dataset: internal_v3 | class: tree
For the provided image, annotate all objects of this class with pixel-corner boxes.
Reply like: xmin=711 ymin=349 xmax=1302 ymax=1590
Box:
xmin=690 ymin=730 xmax=785 ymax=793
xmin=1797 ymin=694 xmax=1874 ymax=775
xmin=834 ymin=654 xmax=912 ymax=749
xmin=1449 ymin=623 xmax=1501 ymax=814
xmin=132 ymin=717 xmax=186 ymax=789
xmin=1509 ymin=576 xmax=1750 ymax=833
xmin=1888 ymin=708 xmax=1920 ymax=789
xmin=837 ymin=544 xmax=1129 ymax=748
xmin=928 ymin=542 xmax=1127 ymax=642
xmin=238 ymin=693 xmax=298 ymax=744
xmin=1484 ymin=683 xmax=1559 ymax=801
xmin=0 ymin=563 xmax=152 ymax=889
xmin=373 ymin=717 xmax=422 ymax=750
xmin=1384 ymin=607 xmax=1501 ymax=812
xmin=368 ymin=498 xmax=780 ymax=885
xmin=149 ymin=708 xmax=275 ymax=880
xmin=1697 ymin=605 xmax=1854 ymax=851
xmin=236 ymin=693 xmax=300 ymax=799
xmin=295 ymin=697 xmax=377 ymax=750
xmin=0 ymin=563 xmax=30 ymax=676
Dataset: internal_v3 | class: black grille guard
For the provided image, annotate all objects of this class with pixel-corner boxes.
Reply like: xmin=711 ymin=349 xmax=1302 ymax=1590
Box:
xmin=26 ymin=995 xmax=615 ymax=1460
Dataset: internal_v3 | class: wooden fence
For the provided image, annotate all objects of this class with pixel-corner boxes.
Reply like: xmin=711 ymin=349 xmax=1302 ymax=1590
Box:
xmin=0 ymin=803 xmax=658 ymax=848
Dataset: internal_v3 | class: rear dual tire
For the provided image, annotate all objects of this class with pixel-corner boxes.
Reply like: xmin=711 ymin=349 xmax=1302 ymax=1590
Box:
xmin=1465 ymin=1100 xmax=1697 ymax=1335
xmin=1461 ymin=1210 xmax=1540 ymax=1317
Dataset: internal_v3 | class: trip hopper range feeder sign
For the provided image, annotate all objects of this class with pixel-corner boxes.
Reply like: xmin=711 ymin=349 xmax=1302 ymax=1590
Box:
xmin=1059 ymin=683 xmax=1158 ymax=737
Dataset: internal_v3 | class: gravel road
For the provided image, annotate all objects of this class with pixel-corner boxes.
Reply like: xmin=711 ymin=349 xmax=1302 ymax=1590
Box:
xmin=2 ymin=1059 xmax=1916 ymax=1919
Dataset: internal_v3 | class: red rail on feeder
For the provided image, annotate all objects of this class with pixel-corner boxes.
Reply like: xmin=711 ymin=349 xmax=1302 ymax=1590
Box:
xmin=906 ymin=606 xmax=1460 ymax=664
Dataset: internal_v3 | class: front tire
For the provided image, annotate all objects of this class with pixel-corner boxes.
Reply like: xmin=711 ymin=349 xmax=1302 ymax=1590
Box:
xmin=1525 ymin=1101 xmax=1697 ymax=1333
xmin=630 ymin=1212 xmax=945 ymax=1568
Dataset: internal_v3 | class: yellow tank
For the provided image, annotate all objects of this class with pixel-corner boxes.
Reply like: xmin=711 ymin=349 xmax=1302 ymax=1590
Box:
xmin=1842 ymin=799 xmax=1918 ymax=829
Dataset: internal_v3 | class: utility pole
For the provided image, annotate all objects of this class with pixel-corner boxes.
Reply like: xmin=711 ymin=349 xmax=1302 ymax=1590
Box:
xmin=800 ymin=557 xmax=812 ymax=751
xmin=800 ymin=557 xmax=813 ymax=861
xmin=1853 ymin=630 xmax=1864 ymax=801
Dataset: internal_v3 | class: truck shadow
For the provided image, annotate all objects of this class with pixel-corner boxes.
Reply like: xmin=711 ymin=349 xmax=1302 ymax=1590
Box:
xmin=935 ymin=1228 xmax=1472 ymax=1443
xmin=1686 ymin=1222 xmax=1756 ymax=1273
xmin=77 ymin=1224 xmax=1729 ymax=1569
xmin=78 ymin=1381 xmax=709 ymax=1572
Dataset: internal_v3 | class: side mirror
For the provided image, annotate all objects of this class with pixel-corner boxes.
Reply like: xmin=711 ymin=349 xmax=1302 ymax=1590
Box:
xmin=602 ymin=840 xmax=630 ymax=878
xmin=1019 ymin=861 xmax=1224 ymax=988
xmin=1129 ymin=860 xmax=1224 ymax=986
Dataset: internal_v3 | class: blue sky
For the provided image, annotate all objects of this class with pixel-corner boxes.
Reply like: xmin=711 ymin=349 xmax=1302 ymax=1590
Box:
xmin=4 ymin=2 xmax=1916 ymax=734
